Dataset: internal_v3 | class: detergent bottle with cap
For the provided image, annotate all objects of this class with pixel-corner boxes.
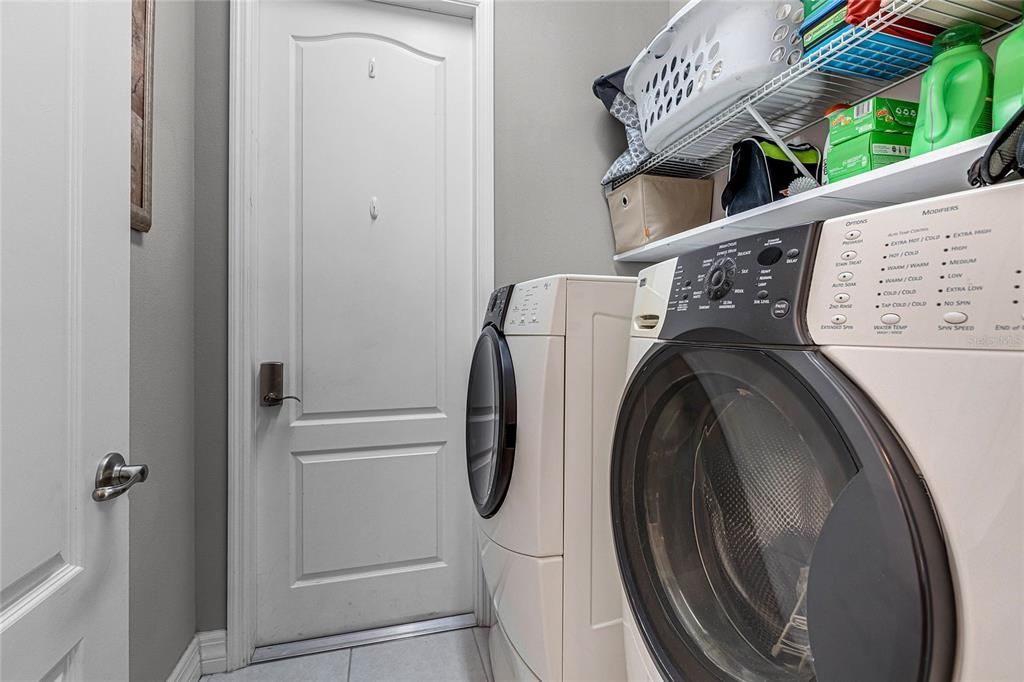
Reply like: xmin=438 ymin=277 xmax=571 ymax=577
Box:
xmin=993 ymin=2 xmax=1024 ymax=130
xmin=911 ymin=23 xmax=993 ymax=157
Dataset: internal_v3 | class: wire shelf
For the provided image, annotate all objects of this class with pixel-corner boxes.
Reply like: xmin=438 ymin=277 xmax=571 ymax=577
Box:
xmin=608 ymin=0 xmax=1022 ymax=189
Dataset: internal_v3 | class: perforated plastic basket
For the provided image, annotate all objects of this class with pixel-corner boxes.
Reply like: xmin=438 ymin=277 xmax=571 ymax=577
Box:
xmin=624 ymin=0 xmax=807 ymax=153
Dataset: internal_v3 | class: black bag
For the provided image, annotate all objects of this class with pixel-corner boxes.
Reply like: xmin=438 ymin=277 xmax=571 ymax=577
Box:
xmin=721 ymin=137 xmax=822 ymax=216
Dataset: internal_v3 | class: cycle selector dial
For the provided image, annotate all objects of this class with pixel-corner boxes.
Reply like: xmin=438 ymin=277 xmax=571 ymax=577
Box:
xmin=705 ymin=258 xmax=737 ymax=300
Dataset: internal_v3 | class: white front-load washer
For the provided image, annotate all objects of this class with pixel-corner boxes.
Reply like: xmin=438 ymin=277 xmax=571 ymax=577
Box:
xmin=466 ymin=274 xmax=635 ymax=681
xmin=611 ymin=182 xmax=1023 ymax=681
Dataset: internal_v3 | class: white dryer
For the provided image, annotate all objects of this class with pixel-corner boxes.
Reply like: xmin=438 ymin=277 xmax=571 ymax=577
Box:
xmin=612 ymin=182 xmax=1023 ymax=681
xmin=466 ymin=274 xmax=635 ymax=681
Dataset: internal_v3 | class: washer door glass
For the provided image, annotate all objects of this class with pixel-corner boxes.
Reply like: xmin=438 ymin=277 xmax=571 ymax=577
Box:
xmin=466 ymin=326 xmax=515 ymax=518
xmin=613 ymin=345 xmax=857 ymax=681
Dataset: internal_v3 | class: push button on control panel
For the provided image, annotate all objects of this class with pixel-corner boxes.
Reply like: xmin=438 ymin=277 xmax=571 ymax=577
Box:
xmin=844 ymin=229 xmax=862 ymax=241
xmin=881 ymin=313 xmax=902 ymax=325
xmin=772 ymin=299 xmax=791 ymax=318
xmin=834 ymin=293 xmax=850 ymax=303
xmin=831 ymin=314 xmax=847 ymax=325
xmin=838 ymin=271 xmax=854 ymax=282
xmin=841 ymin=250 xmax=858 ymax=261
xmin=942 ymin=311 xmax=968 ymax=324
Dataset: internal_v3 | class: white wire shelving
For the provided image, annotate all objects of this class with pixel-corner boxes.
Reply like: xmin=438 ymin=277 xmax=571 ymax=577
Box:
xmin=609 ymin=0 xmax=1023 ymax=190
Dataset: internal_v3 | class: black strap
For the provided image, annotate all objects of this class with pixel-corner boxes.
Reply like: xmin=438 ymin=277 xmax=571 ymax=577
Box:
xmin=970 ymin=104 xmax=1024 ymax=186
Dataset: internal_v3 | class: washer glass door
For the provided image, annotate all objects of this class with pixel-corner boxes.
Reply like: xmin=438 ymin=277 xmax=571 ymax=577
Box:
xmin=466 ymin=325 xmax=516 ymax=518
xmin=612 ymin=345 xmax=857 ymax=681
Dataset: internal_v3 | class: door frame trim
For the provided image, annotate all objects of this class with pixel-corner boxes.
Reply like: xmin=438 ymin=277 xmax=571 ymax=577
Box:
xmin=226 ymin=0 xmax=495 ymax=670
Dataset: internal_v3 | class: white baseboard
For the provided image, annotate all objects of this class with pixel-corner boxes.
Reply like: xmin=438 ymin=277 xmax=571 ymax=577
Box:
xmin=167 ymin=637 xmax=201 ymax=682
xmin=167 ymin=629 xmax=228 ymax=682
xmin=197 ymin=629 xmax=228 ymax=675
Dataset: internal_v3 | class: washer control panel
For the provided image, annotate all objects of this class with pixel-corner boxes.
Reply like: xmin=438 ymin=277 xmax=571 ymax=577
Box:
xmin=483 ymin=285 xmax=514 ymax=331
xmin=505 ymin=276 xmax=567 ymax=336
xmin=659 ymin=224 xmax=819 ymax=344
xmin=808 ymin=183 xmax=1024 ymax=350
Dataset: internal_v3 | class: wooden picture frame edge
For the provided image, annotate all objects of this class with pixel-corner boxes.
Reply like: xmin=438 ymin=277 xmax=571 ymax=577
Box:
xmin=131 ymin=0 xmax=155 ymax=233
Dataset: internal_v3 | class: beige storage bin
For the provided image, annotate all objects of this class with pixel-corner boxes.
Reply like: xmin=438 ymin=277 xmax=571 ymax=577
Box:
xmin=607 ymin=175 xmax=713 ymax=254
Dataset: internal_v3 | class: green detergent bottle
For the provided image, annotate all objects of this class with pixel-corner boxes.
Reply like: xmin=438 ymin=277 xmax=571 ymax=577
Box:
xmin=994 ymin=3 xmax=1024 ymax=130
xmin=911 ymin=24 xmax=993 ymax=157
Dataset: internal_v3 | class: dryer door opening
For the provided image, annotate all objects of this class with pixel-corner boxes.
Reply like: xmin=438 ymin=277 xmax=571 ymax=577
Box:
xmin=466 ymin=325 xmax=516 ymax=518
xmin=610 ymin=344 xmax=954 ymax=682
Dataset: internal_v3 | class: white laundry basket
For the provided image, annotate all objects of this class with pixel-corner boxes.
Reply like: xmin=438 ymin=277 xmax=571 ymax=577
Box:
xmin=625 ymin=0 xmax=807 ymax=153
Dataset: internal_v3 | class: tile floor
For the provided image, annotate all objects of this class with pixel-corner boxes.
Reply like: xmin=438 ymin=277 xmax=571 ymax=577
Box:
xmin=203 ymin=627 xmax=492 ymax=682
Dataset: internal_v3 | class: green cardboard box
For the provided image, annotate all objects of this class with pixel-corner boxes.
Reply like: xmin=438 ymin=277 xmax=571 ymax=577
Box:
xmin=828 ymin=131 xmax=912 ymax=183
xmin=803 ymin=5 xmax=848 ymax=50
xmin=828 ymin=97 xmax=919 ymax=147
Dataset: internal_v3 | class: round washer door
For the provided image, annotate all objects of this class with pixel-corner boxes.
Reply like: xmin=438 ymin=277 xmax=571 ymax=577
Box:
xmin=466 ymin=325 xmax=516 ymax=518
xmin=611 ymin=343 xmax=954 ymax=682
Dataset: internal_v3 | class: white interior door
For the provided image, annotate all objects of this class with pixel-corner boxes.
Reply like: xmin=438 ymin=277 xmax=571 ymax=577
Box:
xmin=254 ymin=0 xmax=476 ymax=645
xmin=1 ymin=1 xmax=131 ymax=680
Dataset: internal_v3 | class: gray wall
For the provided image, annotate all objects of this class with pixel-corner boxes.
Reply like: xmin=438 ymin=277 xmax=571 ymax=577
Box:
xmin=194 ymin=0 xmax=230 ymax=633
xmin=493 ymin=0 xmax=667 ymax=284
xmin=130 ymin=0 xmax=198 ymax=679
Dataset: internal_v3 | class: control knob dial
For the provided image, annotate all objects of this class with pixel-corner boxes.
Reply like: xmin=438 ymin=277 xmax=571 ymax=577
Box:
xmin=705 ymin=258 xmax=736 ymax=301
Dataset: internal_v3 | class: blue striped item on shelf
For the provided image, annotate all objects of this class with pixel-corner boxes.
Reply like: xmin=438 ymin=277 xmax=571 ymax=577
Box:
xmin=805 ymin=23 xmax=933 ymax=80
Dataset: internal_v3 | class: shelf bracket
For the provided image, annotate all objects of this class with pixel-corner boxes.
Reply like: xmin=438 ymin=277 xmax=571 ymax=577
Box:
xmin=745 ymin=104 xmax=818 ymax=183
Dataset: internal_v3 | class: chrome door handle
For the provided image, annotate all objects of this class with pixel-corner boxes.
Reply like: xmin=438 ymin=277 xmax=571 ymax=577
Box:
xmin=93 ymin=452 xmax=149 ymax=502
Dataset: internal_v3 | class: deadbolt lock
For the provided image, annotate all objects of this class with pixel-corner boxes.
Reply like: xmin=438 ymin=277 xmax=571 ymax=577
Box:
xmin=259 ymin=361 xmax=302 ymax=407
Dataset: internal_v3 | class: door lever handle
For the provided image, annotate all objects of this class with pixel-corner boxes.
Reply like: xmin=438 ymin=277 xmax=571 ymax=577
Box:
xmin=262 ymin=391 xmax=302 ymax=406
xmin=93 ymin=452 xmax=149 ymax=502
